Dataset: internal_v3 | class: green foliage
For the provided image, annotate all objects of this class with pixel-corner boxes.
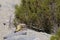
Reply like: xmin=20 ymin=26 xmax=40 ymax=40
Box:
xmin=50 ymin=28 xmax=60 ymax=40
xmin=14 ymin=0 xmax=60 ymax=34
xmin=53 ymin=0 xmax=60 ymax=27
xmin=50 ymin=36 xmax=58 ymax=40
xmin=56 ymin=28 xmax=60 ymax=37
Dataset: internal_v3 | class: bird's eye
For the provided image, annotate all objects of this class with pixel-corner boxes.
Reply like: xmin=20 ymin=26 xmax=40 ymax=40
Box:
xmin=0 ymin=4 xmax=1 ymax=7
xmin=3 ymin=23 xmax=6 ymax=25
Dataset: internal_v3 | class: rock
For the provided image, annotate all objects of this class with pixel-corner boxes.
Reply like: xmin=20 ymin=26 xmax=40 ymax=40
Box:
xmin=34 ymin=38 xmax=40 ymax=40
xmin=4 ymin=29 xmax=51 ymax=40
xmin=0 ymin=0 xmax=20 ymax=40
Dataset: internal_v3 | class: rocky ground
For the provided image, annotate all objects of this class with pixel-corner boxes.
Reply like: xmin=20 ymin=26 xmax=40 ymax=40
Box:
xmin=4 ymin=29 xmax=51 ymax=40
xmin=0 ymin=0 xmax=20 ymax=40
xmin=0 ymin=0 xmax=51 ymax=40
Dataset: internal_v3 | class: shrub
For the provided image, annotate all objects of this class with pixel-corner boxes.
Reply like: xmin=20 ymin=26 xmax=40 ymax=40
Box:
xmin=50 ymin=28 xmax=60 ymax=40
xmin=14 ymin=0 xmax=60 ymax=34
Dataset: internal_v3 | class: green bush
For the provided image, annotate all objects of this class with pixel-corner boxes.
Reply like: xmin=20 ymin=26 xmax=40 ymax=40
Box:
xmin=14 ymin=0 xmax=60 ymax=34
xmin=50 ymin=28 xmax=60 ymax=40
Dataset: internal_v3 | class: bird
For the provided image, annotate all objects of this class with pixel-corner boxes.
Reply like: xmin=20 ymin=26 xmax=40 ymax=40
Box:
xmin=14 ymin=24 xmax=26 ymax=33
